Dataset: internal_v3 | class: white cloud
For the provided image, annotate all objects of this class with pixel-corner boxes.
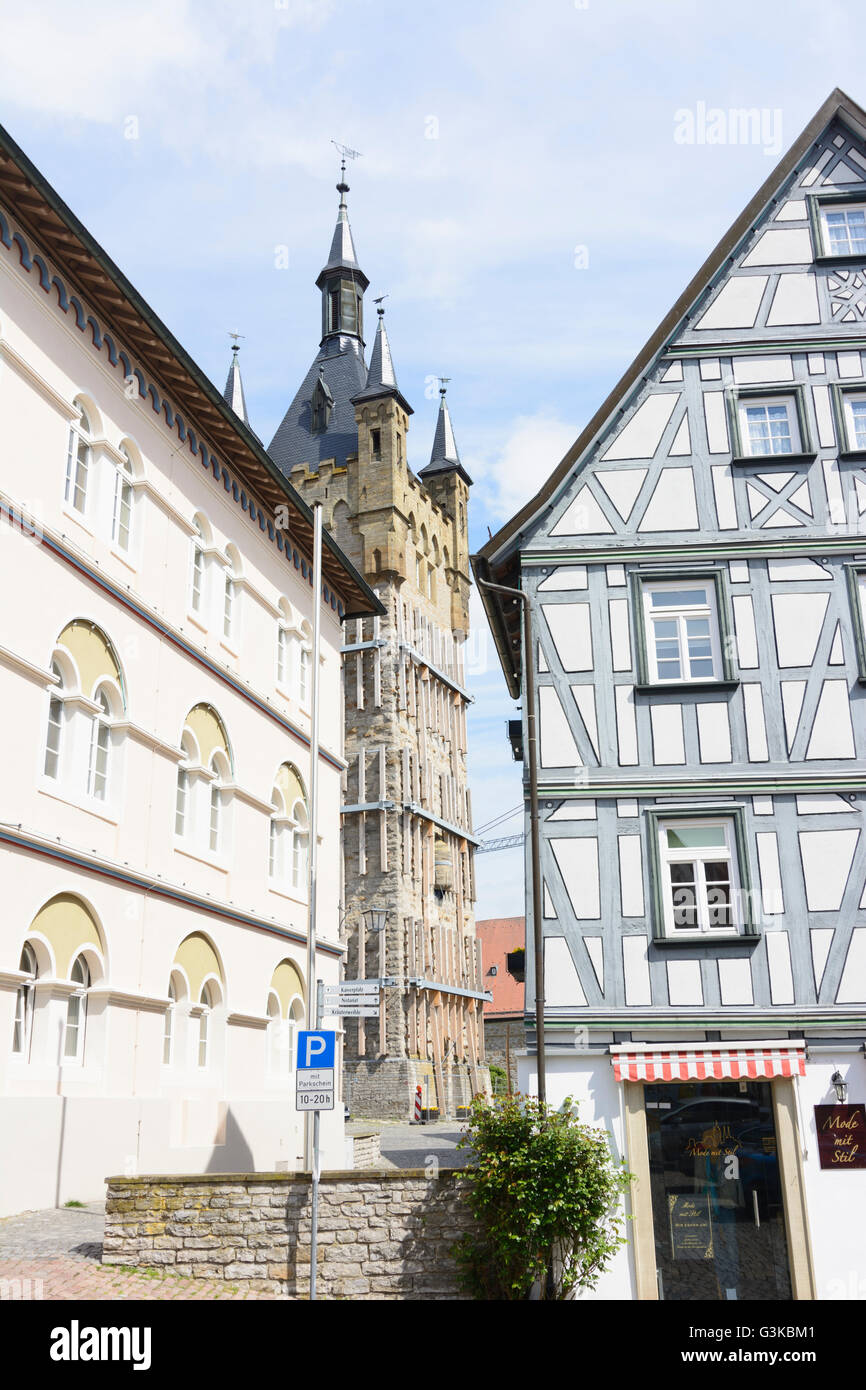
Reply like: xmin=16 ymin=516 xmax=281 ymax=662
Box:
xmin=468 ymin=412 xmax=578 ymax=525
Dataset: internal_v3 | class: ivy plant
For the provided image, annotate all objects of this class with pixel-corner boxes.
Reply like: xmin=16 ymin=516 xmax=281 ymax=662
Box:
xmin=453 ymin=1092 xmax=633 ymax=1300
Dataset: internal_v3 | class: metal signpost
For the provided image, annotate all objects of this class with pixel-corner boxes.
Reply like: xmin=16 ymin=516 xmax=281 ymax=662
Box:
xmin=295 ymin=1009 xmax=336 ymax=1302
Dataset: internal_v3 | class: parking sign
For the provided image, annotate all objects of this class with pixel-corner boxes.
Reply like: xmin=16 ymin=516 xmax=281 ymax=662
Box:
xmin=296 ymin=1030 xmax=336 ymax=1069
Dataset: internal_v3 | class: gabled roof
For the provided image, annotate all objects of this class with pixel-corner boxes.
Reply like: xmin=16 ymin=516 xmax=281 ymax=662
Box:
xmin=472 ymin=87 xmax=866 ymax=696
xmin=0 ymin=119 xmax=383 ymax=619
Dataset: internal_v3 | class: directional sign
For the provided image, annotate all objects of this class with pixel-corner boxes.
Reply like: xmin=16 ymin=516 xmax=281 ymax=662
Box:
xmin=323 ymin=980 xmax=380 ymax=996
xmin=296 ymin=1068 xmax=334 ymax=1111
xmin=296 ymin=1030 xmax=336 ymax=1069
xmin=322 ymin=1003 xmax=379 ymax=1018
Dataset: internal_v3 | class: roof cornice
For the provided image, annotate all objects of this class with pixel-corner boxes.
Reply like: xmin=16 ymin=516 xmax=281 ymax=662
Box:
xmin=0 ymin=118 xmax=383 ymax=620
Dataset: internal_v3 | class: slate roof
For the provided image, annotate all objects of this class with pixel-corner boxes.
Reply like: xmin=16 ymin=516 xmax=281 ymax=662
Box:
xmin=269 ymin=334 xmax=368 ymax=474
xmin=223 ymin=348 xmax=250 ymax=427
xmin=351 ymin=309 xmax=413 ymax=415
xmin=419 ymin=389 xmax=472 ymax=485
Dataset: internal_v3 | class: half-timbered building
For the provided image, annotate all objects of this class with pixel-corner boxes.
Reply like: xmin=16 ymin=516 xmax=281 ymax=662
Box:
xmin=474 ymin=89 xmax=866 ymax=1301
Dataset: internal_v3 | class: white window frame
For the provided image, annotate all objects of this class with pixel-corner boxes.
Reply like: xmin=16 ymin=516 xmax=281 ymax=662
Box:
xmin=657 ymin=818 xmax=741 ymax=938
xmin=299 ymin=645 xmax=311 ymax=705
xmin=12 ymin=944 xmax=37 ymax=1060
xmin=190 ymin=523 xmax=206 ymax=615
xmin=163 ymin=977 xmax=176 ymax=1067
xmin=112 ymin=446 xmax=134 ymax=552
xmin=86 ymin=688 xmax=113 ymax=801
xmin=737 ymin=395 xmax=800 ymax=458
xmin=64 ymin=408 xmax=91 ymax=514
xmin=44 ymin=663 xmax=65 ymax=781
xmin=642 ymin=580 xmax=723 ymax=685
xmin=276 ymin=624 xmax=291 ymax=688
xmin=820 ymin=202 xmax=866 ymax=257
xmin=843 ymin=393 xmax=866 ymax=452
xmin=64 ymin=955 xmax=90 ymax=1063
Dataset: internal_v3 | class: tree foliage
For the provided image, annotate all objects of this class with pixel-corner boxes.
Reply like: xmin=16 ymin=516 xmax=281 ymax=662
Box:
xmin=453 ymin=1092 xmax=633 ymax=1300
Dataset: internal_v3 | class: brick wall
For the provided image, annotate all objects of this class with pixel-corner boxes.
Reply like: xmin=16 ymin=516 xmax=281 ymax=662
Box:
xmin=103 ymin=1170 xmax=474 ymax=1300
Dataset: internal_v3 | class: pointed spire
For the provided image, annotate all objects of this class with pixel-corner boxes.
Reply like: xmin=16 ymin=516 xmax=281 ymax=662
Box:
xmin=420 ymin=380 xmax=472 ymax=484
xmin=351 ymin=301 xmax=413 ymax=415
xmin=316 ymin=156 xmax=369 ymax=291
xmin=223 ymin=336 xmax=250 ymax=428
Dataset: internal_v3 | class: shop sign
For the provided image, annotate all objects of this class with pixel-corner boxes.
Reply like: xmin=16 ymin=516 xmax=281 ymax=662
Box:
xmin=667 ymin=1194 xmax=714 ymax=1260
xmin=815 ymin=1104 xmax=866 ymax=1169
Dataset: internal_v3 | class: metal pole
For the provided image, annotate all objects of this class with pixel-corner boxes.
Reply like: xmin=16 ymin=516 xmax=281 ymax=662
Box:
xmin=478 ymin=578 xmax=545 ymax=1107
xmin=309 ymin=978 xmax=322 ymax=1301
xmin=304 ymin=502 xmax=323 ymax=1171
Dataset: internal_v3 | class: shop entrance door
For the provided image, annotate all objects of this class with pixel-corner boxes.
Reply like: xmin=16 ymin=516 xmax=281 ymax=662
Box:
xmin=646 ymin=1080 xmax=792 ymax=1300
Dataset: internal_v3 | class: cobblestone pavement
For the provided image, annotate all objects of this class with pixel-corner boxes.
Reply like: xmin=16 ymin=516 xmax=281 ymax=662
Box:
xmin=0 ymin=1203 xmax=284 ymax=1301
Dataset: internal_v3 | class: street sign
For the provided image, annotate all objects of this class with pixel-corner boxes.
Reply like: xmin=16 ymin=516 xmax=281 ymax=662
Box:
xmin=323 ymin=980 xmax=380 ymax=996
xmin=296 ymin=1030 xmax=336 ymax=1069
xmin=322 ymin=1003 xmax=380 ymax=1018
xmin=296 ymin=1068 xmax=334 ymax=1111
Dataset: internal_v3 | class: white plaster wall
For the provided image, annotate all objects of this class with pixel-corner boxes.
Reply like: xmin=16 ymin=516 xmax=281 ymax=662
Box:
xmin=0 ymin=220 xmax=352 ymax=1214
xmin=799 ymin=1054 xmax=866 ymax=1300
xmin=517 ymin=1052 xmax=636 ymax=1300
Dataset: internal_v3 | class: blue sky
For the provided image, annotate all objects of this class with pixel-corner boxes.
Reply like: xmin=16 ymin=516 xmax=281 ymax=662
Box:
xmin=2 ymin=0 xmax=863 ymax=917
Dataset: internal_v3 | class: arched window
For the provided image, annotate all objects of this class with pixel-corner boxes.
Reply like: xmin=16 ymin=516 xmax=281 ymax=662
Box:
xmin=299 ymin=622 xmax=312 ymax=705
xmin=266 ymin=990 xmax=283 ymax=1076
xmin=190 ymin=518 xmax=206 ymax=614
xmin=112 ymin=444 xmax=134 ymax=551
xmin=292 ymin=801 xmax=309 ymax=891
xmin=269 ymin=765 xmax=309 ymax=898
xmin=44 ymin=661 xmax=65 ymax=780
xmin=176 ymin=707 xmax=232 ymax=860
xmin=223 ymin=545 xmax=240 ymax=645
xmin=163 ymin=975 xmax=177 ymax=1066
xmin=87 ymin=687 xmax=113 ymax=801
xmin=46 ymin=624 xmax=125 ymax=802
xmin=209 ymin=750 xmax=230 ymax=855
xmin=64 ymin=954 xmax=90 ymax=1062
xmin=12 ymin=943 xmax=37 ymax=1059
xmin=198 ymin=980 xmax=220 ymax=1069
xmin=64 ymin=404 xmax=91 ymax=514
xmin=276 ymin=601 xmax=293 ymax=690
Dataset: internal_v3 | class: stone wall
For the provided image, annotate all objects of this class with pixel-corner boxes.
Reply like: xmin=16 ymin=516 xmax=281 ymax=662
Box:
xmin=484 ymin=1018 xmax=522 ymax=1093
xmin=103 ymin=1170 xmax=474 ymax=1300
xmin=350 ymin=1132 xmax=381 ymax=1168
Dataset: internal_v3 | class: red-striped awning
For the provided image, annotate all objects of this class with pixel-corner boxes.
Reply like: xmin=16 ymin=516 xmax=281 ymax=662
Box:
xmin=610 ymin=1042 xmax=806 ymax=1083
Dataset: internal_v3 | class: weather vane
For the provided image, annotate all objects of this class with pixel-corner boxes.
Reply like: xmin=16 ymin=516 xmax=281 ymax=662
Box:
xmin=228 ymin=331 xmax=245 ymax=354
xmin=331 ymin=140 xmax=362 ymax=184
xmin=437 ymin=375 xmax=451 ymax=395
xmin=373 ymin=294 xmax=389 ymax=316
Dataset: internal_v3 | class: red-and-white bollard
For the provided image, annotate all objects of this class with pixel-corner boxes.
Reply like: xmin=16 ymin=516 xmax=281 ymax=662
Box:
xmin=414 ymin=1085 xmax=423 ymax=1123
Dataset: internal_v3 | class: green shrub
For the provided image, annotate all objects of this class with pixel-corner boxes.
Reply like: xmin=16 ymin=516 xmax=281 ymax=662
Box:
xmin=489 ymin=1064 xmax=509 ymax=1096
xmin=453 ymin=1092 xmax=632 ymax=1300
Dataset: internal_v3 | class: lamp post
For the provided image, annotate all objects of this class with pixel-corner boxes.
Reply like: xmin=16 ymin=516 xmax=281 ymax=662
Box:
xmin=477 ymin=577 xmax=546 ymax=1108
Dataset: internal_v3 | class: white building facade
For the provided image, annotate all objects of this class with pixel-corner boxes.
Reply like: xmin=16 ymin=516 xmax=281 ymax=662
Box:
xmin=0 ymin=125 xmax=380 ymax=1215
xmin=475 ymin=90 xmax=866 ymax=1301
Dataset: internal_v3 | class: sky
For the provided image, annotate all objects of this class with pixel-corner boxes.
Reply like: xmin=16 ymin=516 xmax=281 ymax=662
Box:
xmin=2 ymin=0 xmax=864 ymax=919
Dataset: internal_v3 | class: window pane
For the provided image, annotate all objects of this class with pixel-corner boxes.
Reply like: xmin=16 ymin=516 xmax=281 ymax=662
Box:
xmin=669 ymin=864 xmax=698 ymax=929
xmin=666 ymin=826 xmax=727 ymax=850
xmin=650 ymin=589 xmax=707 ymax=608
xmin=849 ymin=400 xmax=866 ymax=449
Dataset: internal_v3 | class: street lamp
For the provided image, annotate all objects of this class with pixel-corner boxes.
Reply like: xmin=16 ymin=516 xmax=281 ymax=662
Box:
xmin=832 ymin=1069 xmax=848 ymax=1104
xmin=363 ymin=908 xmax=387 ymax=935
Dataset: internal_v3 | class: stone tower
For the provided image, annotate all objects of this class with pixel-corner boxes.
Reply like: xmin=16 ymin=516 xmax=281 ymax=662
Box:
xmin=268 ymin=170 xmax=489 ymax=1118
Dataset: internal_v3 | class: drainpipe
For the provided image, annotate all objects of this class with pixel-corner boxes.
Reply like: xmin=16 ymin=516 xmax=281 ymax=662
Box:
xmin=477 ymin=578 xmax=545 ymax=1107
